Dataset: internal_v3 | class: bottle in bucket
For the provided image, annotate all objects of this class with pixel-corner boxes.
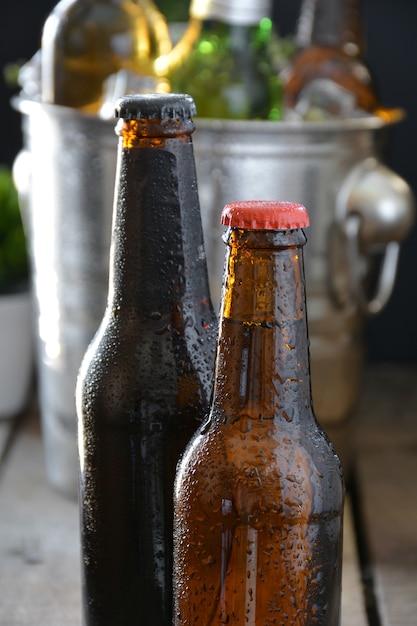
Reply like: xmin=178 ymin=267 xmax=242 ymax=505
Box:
xmin=169 ymin=0 xmax=282 ymax=120
xmin=76 ymin=93 xmax=217 ymax=625
xmin=282 ymin=0 xmax=379 ymax=119
xmin=41 ymin=0 xmax=171 ymax=111
xmin=173 ymin=200 xmax=345 ymax=625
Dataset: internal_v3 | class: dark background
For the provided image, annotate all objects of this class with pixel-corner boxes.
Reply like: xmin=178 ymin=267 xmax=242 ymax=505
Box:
xmin=1 ymin=0 xmax=416 ymax=363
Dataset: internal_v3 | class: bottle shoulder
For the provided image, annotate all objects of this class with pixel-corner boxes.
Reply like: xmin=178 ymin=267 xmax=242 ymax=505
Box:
xmin=81 ymin=305 xmax=216 ymax=363
xmin=177 ymin=415 xmax=344 ymax=517
xmin=77 ymin=307 xmax=217 ymax=407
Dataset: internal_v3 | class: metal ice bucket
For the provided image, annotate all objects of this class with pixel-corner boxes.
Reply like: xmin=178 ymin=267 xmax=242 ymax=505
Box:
xmin=192 ymin=116 xmax=414 ymax=468
xmin=14 ymin=100 xmax=413 ymax=496
xmin=14 ymin=100 xmax=116 ymax=497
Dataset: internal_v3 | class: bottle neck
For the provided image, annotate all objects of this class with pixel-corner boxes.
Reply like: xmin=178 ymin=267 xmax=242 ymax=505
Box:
xmin=108 ymin=119 xmax=211 ymax=314
xmin=296 ymin=0 xmax=364 ymax=56
xmin=212 ymin=228 xmax=313 ymax=424
xmin=190 ymin=0 xmax=272 ymax=25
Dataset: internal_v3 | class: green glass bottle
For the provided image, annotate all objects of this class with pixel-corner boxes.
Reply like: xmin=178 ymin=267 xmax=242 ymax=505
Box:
xmin=169 ymin=0 xmax=282 ymax=120
xmin=154 ymin=0 xmax=190 ymax=23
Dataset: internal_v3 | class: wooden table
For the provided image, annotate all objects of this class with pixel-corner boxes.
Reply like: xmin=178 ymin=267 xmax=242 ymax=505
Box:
xmin=1 ymin=364 xmax=416 ymax=625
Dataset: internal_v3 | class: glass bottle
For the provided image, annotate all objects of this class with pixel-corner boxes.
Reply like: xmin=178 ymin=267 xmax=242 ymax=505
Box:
xmin=41 ymin=0 xmax=172 ymax=111
xmin=154 ymin=0 xmax=190 ymax=24
xmin=173 ymin=201 xmax=344 ymax=625
xmin=282 ymin=0 xmax=379 ymax=119
xmin=76 ymin=93 xmax=217 ymax=626
xmin=168 ymin=0 xmax=282 ymax=120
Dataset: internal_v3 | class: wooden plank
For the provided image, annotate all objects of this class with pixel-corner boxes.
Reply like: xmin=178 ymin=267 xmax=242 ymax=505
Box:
xmin=342 ymin=497 xmax=368 ymax=626
xmin=0 ymin=411 xmax=81 ymax=626
xmin=0 ymin=415 xmax=19 ymax=476
xmin=354 ymin=364 xmax=417 ymax=626
xmin=0 ymin=410 xmax=367 ymax=625
xmin=0 ymin=420 xmax=11 ymax=458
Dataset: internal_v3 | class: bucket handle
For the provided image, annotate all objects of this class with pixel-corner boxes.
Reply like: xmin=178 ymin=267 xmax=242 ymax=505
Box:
xmin=340 ymin=214 xmax=400 ymax=315
xmin=330 ymin=157 xmax=414 ymax=316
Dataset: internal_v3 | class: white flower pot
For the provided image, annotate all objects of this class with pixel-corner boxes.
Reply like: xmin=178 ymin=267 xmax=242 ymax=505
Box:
xmin=0 ymin=291 xmax=34 ymax=419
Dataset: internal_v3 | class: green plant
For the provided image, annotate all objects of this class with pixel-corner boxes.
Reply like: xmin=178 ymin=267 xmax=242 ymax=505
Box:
xmin=0 ymin=165 xmax=29 ymax=294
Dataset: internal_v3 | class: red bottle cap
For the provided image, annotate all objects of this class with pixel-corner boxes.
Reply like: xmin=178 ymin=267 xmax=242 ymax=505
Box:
xmin=221 ymin=201 xmax=310 ymax=230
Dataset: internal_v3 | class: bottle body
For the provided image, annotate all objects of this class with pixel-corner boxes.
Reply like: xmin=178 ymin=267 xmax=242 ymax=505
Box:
xmin=282 ymin=0 xmax=378 ymax=119
xmin=169 ymin=0 xmax=282 ymax=120
xmin=76 ymin=95 xmax=217 ymax=625
xmin=41 ymin=0 xmax=171 ymax=110
xmin=175 ymin=408 xmax=344 ymax=624
xmin=154 ymin=0 xmax=190 ymax=23
xmin=174 ymin=207 xmax=344 ymax=625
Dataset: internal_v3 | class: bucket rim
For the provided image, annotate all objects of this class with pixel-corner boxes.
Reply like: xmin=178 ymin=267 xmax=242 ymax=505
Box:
xmin=12 ymin=96 xmax=114 ymax=128
xmin=12 ymin=96 xmax=404 ymax=134
xmin=194 ymin=110 xmax=404 ymax=134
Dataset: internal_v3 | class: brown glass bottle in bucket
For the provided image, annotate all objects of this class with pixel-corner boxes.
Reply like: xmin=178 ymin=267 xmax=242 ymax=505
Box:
xmin=41 ymin=0 xmax=172 ymax=111
xmin=76 ymin=93 xmax=217 ymax=626
xmin=173 ymin=201 xmax=344 ymax=625
xmin=282 ymin=0 xmax=379 ymax=119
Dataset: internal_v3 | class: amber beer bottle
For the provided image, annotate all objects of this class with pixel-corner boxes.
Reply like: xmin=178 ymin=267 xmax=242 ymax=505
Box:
xmin=76 ymin=93 xmax=217 ymax=626
xmin=41 ymin=0 xmax=172 ymax=111
xmin=282 ymin=0 xmax=379 ymax=118
xmin=173 ymin=201 xmax=344 ymax=625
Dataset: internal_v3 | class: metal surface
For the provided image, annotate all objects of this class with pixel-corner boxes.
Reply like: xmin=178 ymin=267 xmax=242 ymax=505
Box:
xmin=192 ymin=116 xmax=414 ymax=468
xmin=333 ymin=157 xmax=414 ymax=314
xmin=14 ymin=101 xmax=414 ymax=494
xmin=15 ymin=100 xmax=116 ymax=497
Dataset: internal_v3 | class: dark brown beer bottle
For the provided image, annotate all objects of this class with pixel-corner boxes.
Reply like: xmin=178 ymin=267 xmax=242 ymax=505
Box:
xmin=282 ymin=0 xmax=379 ymax=119
xmin=173 ymin=201 xmax=344 ymax=625
xmin=76 ymin=93 xmax=217 ymax=626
